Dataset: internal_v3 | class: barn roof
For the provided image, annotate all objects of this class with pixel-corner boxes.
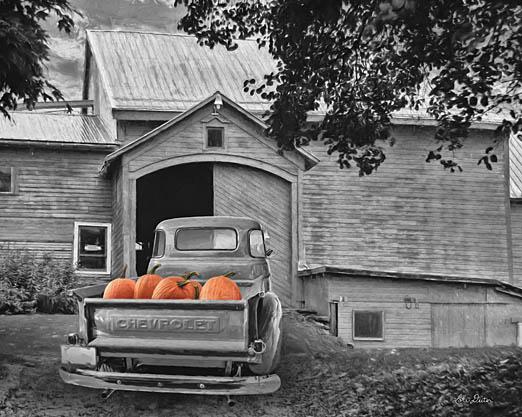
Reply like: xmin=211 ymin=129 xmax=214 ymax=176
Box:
xmin=85 ymin=29 xmax=509 ymax=130
xmin=0 ymin=112 xmax=115 ymax=147
xmin=86 ymin=30 xmax=277 ymax=114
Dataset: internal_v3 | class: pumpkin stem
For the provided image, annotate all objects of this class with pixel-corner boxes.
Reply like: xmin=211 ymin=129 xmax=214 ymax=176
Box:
xmin=224 ymin=272 xmax=236 ymax=278
xmin=183 ymin=271 xmax=200 ymax=280
xmin=148 ymin=264 xmax=161 ymax=275
xmin=193 ymin=282 xmax=200 ymax=299
xmin=121 ymin=264 xmax=128 ymax=278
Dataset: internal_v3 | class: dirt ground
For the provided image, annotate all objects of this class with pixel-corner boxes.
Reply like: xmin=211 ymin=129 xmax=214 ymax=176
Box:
xmin=0 ymin=312 xmax=344 ymax=417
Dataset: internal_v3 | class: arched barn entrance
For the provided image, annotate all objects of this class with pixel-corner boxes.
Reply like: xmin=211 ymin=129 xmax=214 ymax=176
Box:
xmin=135 ymin=162 xmax=293 ymax=303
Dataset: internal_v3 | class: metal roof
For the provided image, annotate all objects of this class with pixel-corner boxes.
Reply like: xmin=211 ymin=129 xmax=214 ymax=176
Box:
xmin=86 ymin=30 xmax=508 ymax=130
xmin=298 ymin=265 xmax=522 ymax=297
xmin=0 ymin=112 xmax=115 ymax=145
xmin=86 ymin=30 xmax=278 ymax=114
xmin=510 ymin=136 xmax=522 ymax=198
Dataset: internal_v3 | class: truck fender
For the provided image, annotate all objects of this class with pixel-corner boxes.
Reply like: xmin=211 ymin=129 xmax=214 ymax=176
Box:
xmin=248 ymin=292 xmax=282 ymax=375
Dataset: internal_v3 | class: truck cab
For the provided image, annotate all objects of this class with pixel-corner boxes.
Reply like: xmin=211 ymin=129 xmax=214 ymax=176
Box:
xmin=60 ymin=216 xmax=282 ymax=396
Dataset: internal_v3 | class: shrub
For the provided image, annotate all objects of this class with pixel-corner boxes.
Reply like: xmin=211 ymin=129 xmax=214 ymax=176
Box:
xmin=287 ymin=349 xmax=522 ymax=417
xmin=0 ymin=248 xmax=78 ymax=314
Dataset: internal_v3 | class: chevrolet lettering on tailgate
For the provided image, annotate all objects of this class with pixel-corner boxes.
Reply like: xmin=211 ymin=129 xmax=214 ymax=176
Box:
xmin=113 ymin=316 xmax=221 ymax=333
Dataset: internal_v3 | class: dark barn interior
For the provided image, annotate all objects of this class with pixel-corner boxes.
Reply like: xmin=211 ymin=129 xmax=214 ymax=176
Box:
xmin=135 ymin=163 xmax=214 ymax=274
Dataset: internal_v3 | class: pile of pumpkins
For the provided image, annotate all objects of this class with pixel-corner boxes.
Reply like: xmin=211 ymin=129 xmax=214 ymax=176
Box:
xmin=103 ymin=265 xmax=241 ymax=301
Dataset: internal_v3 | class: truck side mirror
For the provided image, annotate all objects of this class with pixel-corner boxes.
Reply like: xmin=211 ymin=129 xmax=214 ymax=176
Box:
xmin=265 ymin=249 xmax=274 ymax=257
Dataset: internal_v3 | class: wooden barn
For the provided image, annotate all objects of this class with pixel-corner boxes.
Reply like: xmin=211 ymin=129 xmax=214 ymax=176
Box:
xmin=1 ymin=29 xmax=522 ymax=348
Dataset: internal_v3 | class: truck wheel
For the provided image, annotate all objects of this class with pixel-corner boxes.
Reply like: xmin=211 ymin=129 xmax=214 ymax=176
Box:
xmin=248 ymin=292 xmax=283 ymax=375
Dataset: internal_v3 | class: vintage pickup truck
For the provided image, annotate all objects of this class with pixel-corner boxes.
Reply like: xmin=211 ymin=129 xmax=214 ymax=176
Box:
xmin=60 ymin=216 xmax=282 ymax=398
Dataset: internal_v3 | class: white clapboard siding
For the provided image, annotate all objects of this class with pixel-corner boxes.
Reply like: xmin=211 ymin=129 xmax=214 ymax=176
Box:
xmin=213 ymin=163 xmax=293 ymax=304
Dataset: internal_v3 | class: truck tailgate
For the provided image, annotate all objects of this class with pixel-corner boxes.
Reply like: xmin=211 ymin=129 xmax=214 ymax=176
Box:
xmin=84 ymin=299 xmax=248 ymax=353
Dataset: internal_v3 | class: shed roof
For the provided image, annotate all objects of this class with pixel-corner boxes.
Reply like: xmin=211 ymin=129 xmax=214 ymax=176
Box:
xmin=0 ymin=112 xmax=115 ymax=146
xmin=299 ymin=265 xmax=522 ymax=299
xmin=86 ymin=30 xmax=277 ymax=114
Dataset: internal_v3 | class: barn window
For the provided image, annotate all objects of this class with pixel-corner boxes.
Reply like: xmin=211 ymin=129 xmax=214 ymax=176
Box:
xmin=0 ymin=167 xmax=14 ymax=193
xmin=206 ymin=127 xmax=224 ymax=148
xmin=73 ymin=222 xmax=111 ymax=274
xmin=353 ymin=310 xmax=384 ymax=340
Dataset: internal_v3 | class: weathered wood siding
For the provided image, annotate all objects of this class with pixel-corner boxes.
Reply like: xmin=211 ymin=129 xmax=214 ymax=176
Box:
xmin=432 ymin=304 xmax=486 ymax=348
xmin=510 ymin=201 xmax=522 ymax=287
xmin=330 ymin=276 xmax=432 ymax=348
xmin=118 ymin=120 xmax=164 ymax=144
xmin=214 ymin=163 xmax=293 ymax=303
xmin=0 ymin=147 xmax=112 ymax=274
xmin=303 ymin=275 xmax=522 ymax=348
xmin=88 ymin=57 xmax=117 ymax=139
xmin=301 ymin=127 xmax=510 ymax=281
xmin=340 ymin=300 xmax=432 ymax=348
xmin=111 ymin=165 xmax=124 ymax=277
xmin=124 ymin=106 xmax=299 ymax=177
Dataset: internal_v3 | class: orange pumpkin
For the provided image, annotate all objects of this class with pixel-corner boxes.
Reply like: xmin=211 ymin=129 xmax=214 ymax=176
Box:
xmin=103 ymin=278 xmax=135 ymax=299
xmin=200 ymin=272 xmax=241 ymax=301
xmin=134 ymin=264 xmax=162 ymax=299
xmin=103 ymin=265 xmax=135 ymax=299
xmin=151 ymin=272 xmax=200 ymax=300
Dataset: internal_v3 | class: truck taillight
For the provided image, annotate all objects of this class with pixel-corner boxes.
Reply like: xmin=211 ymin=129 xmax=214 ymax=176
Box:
xmin=66 ymin=333 xmax=80 ymax=345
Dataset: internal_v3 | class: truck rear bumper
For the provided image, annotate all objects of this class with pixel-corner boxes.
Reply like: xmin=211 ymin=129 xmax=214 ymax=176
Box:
xmin=59 ymin=368 xmax=281 ymax=395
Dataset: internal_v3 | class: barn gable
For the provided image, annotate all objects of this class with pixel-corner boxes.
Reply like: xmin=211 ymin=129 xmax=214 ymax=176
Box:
xmin=101 ymin=91 xmax=318 ymax=177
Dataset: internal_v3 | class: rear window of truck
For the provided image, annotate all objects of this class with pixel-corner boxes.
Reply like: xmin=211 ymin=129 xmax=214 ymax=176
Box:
xmin=175 ymin=228 xmax=237 ymax=251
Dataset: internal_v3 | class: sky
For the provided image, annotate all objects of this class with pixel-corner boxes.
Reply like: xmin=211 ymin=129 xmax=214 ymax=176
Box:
xmin=44 ymin=0 xmax=185 ymax=100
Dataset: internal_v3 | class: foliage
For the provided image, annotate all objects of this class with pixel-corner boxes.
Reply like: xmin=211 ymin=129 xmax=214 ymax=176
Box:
xmin=172 ymin=0 xmax=522 ymax=175
xmin=0 ymin=249 xmax=78 ymax=314
xmin=0 ymin=0 xmax=77 ymax=117
xmin=283 ymin=348 xmax=522 ymax=417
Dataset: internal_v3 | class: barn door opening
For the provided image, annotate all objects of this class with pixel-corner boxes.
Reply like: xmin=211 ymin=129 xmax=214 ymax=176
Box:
xmin=135 ymin=163 xmax=213 ymax=275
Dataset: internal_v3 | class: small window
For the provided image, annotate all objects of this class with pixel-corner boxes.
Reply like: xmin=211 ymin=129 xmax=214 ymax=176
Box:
xmin=0 ymin=167 xmax=13 ymax=193
xmin=249 ymin=229 xmax=266 ymax=258
xmin=152 ymin=230 xmax=166 ymax=257
xmin=73 ymin=222 xmax=111 ymax=274
xmin=206 ymin=127 xmax=224 ymax=148
xmin=176 ymin=227 xmax=237 ymax=251
xmin=353 ymin=311 xmax=384 ymax=340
